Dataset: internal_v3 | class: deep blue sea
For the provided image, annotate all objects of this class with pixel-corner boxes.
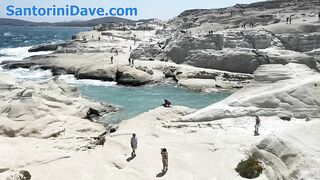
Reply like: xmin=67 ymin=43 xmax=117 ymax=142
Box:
xmin=0 ymin=25 xmax=230 ymax=124
xmin=0 ymin=25 xmax=91 ymax=49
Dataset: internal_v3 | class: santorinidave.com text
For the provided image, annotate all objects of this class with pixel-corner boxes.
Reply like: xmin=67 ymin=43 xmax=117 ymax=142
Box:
xmin=6 ymin=5 xmax=138 ymax=17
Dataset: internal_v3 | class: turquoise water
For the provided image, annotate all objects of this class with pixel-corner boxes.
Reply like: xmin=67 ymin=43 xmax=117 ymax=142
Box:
xmin=79 ymin=84 xmax=230 ymax=124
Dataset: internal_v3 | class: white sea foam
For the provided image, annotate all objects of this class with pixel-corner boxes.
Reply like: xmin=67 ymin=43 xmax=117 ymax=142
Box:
xmin=0 ymin=46 xmax=53 ymax=62
xmin=0 ymin=46 xmax=54 ymax=81
xmin=0 ymin=46 xmax=116 ymax=86
xmin=59 ymin=75 xmax=117 ymax=87
xmin=3 ymin=32 xmax=13 ymax=37
xmin=0 ymin=66 xmax=53 ymax=82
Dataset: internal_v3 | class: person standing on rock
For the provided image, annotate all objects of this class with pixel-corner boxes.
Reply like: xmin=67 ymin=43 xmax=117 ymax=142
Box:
xmin=128 ymin=58 xmax=132 ymax=66
xmin=254 ymin=116 xmax=261 ymax=136
xmin=131 ymin=59 xmax=135 ymax=67
xmin=131 ymin=134 xmax=138 ymax=157
xmin=161 ymin=148 xmax=168 ymax=172
xmin=110 ymin=56 xmax=114 ymax=64
xmin=289 ymin=16 xmax=292 ymax=25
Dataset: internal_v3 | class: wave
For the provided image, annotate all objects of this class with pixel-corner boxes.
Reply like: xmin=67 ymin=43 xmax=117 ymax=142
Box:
xmin=3 ymin=32 xmax=13 ymax=37
xmin=0 ymin=46 xmax=116 ymax=86
xmin=0 ymin=46 xmax=53 ymax=62
xmin=0 ymin=66 xmax=53 ymax=82
xmin=59 ymin=75 xmax=117 ymax=87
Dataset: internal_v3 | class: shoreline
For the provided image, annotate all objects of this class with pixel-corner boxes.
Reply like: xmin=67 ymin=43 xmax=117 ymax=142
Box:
xmin=1 ymin=29 xmax=253 ymax=92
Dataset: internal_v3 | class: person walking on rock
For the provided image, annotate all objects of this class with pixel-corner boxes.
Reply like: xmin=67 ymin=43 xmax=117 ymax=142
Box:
xmin=254 ymin=116 xmax=261 ymax=136
xmin=161 ymin=148 xmax=168 ymax=172
xmin=130 ymin=134 xmax=138 ymax=157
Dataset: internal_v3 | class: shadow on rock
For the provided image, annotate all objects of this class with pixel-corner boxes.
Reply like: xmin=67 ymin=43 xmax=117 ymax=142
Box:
xmin=126 ymin=155 xmax=136 ymax=162
xmin=156 ymin=170 xmax=167 ymax=178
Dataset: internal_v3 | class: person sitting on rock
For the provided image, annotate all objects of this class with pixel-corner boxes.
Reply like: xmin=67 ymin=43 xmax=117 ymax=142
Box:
xmin=86 ymin=108 xmax=100 ymax=120
xmin=131 ymin=134 xmax=138 ymax=157
xmin=254 ymin=116 xmax=261 ymax=136
xmin=161 ymin=148 xmax=168 ymax=172
xmin=162 ymin=99 xmax=171 ymax=108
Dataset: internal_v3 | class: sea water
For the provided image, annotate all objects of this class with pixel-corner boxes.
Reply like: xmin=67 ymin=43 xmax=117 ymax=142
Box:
xmin=79 ymin=83 xmax=229 ymax=124
xmin=60 ymin=75 xmax=230 ymax=124
xmin=0 ymin=25 xmax=91 ymax=80
xmin=0 ymin=25 xmax=230 ymax=124
xmin=0 ymin=25 xmax=91 ymax=49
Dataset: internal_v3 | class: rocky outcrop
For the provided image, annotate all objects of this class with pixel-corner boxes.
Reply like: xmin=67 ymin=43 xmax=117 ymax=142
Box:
xmin=158 ymin=31 xmax=319 ymax=73
xmin=250 ymin=121 xmax=320 ymax=180
xmin=6 ymin=170 xmax=31 ymax=180
xmin=130 ymin=43 xmax=163 ymax=60
xmin=280 ymin=33 xmax=320 ymax=52
xmin=181 ymin=63 xmax=320 ymax=122
xmin=116 ymin=66 xmax=154 ymax=86
xmin=175 ymin=65 xmax=253 ymax=91
xmin=143 ymin=0 xmax=320 ymax=74
xmin=28 ymin=42 xmax=70 ymax=52
xmin=76 ymin=65 xmax=117 ymax=81
xmin=54 ymin=41 xmax=112 ymax=54
xmin=0 ymin=75 xmax=116 ymax=138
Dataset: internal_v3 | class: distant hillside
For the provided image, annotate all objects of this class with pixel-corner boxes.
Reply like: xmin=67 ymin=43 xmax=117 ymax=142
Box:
xmin=0 ymin=17 xmax=132 ymax=27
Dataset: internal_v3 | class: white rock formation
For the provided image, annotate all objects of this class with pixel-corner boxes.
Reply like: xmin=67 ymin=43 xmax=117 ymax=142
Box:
xmin=182 ymin=63 xmax=320 ymax=122
xmin=116 ymin=65 xmax=154 ymax=86
xmin=0 ymin=74 xmax=114 ymax=138
xmin=1 ymin=71 xmax=319 ymax=179
xmin=251 ymin=120 xmax=320 ymax=180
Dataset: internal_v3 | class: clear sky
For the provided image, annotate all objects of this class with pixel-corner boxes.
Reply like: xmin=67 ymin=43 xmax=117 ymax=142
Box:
xmin=0 ymin=0 xmax=262 ymax=22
